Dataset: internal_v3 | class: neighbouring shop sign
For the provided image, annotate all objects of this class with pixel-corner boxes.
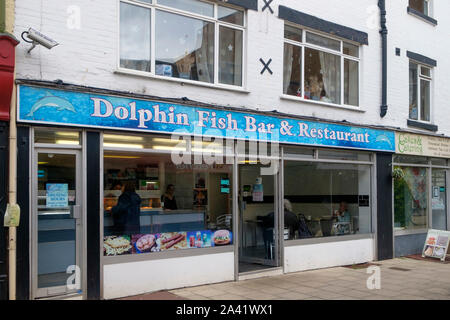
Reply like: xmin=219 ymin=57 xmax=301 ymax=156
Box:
xmin=422 ymin=229 xmax=450 ymax=262
xmin=18 ymin=85 xmax=395 ymax=152
xmin=396 ymin=132 xmax=450 ymax=158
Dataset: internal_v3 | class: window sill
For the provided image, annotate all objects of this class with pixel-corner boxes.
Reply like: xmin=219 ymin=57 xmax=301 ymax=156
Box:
xmin=114 ymin=68 xmax=250 ymax=94
xmin=407 ymin=7 xmax=438 ymax=26
xmin=284 ymin=233 xmax=374 ymax=247
xmin=280 ymin=94 xmax=365 ymax=113
xmin=407 ymin=119 xmax=438 ymax=132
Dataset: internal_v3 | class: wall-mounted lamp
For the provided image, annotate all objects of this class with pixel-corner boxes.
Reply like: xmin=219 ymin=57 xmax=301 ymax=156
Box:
xmin=21 ymin=28 xmax=59 ymax=53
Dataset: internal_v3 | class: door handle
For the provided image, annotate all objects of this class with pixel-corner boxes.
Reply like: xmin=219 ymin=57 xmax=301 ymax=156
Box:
xmin=72 ymin=205 xmax=81 ymax=220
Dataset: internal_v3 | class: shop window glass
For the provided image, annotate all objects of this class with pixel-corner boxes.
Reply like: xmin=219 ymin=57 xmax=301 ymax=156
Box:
xmin=103 ymin=152 xmax=233 ymax=256
xmin=218 ymin=6 xmax=244 ymax=26
xmin=343 ymin=42 xmax=359 ymax=58
xmin=34 ymin=129 xmax=80 ymax=145
xmin=158 ymin=0 xmax=214 ymax=17
xmin=284 ymin=25 xmax=302 ymax=43
xmin=119 ymin=1 xmax=245 ymax=87
xmin=344 ymin=58 xmax=359 ymax=106
xmin=219 ymin=26 xmax=243 ymax=86
xmin=282 ymin=145 xmax=314 ymax=159
xmin=409 ymin=61 xmax=432 ymax=122
xmin=409 ymin=0 xmax=430 ymax=16
xmin=431 ymin=169 xmax=447 ymax=230
xmin=420 ymin=79 xmax=431 ymax=122
xmin=120 ymin=2 xmax=151 ymax=72
xmin=283 ymin=43 xmax=302 ymax=96
xmin=319 ymin=149 xmax=371 ymax=162
xmin=283 ymin=161 xmax=372 ymax=240
xmin=304 ymin=48 xmax=341 ymax=104
xmin=305 ymin=32 xmax=341 ymax=52
xmin=283 ymin=25 xmax=360 ymax=107
xmin=155 ymin=10 xmax=214 ymax=83
xmin=394 ymin=166 xmax=428 ymax=230
xmin=394 ymin=155 xmax=428 ymax=164
xmin=103 ymin=133 xmax=188 ymax=151
xmin=409 ymin=62 xmax=419 ymax=120
xmin=431 ymin=158 xmax=447 ymax=166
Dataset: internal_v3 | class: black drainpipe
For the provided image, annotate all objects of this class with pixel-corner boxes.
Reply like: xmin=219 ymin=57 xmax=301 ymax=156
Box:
xmin=378 ymin=0 xmax=388 ymax=117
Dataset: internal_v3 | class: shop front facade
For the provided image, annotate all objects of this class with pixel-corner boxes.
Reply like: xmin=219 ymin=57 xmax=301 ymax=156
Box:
xmin=14 ymin=82 xmax=396 ymax=299
xmin=393 ymin=131 xmax=450 ymax=257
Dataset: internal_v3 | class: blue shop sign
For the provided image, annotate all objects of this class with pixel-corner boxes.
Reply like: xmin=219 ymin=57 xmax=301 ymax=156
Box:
xmin=18 ymin=85 xmax=395 ymax=152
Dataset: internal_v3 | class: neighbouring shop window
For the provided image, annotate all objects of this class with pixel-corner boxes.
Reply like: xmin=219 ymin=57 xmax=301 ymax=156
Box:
xmin=409 ymin=62 xmax=432 ymax=122
xmin=283 ymin=160 xmax=372 ymax=240
xmin=283 ymin=24 xmax=360 ymax=107
xmin=119 ymin=0 xmax=245 ymax=87
xmin=409 ymin=0 xmax=431 ymax=16
xmin=103 ymin=146 xmax=233 ymax=256
xmin=432 ymin=169 xmax=447 ymax=230
xmin=393 ymin=166 xmax=428 ymax=230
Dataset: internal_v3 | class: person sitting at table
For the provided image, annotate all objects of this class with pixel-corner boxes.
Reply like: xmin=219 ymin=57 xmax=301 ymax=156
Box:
xmin=161 ymin=184 xmax=177 ymax=210
xmin=333 ymin=201 xmax=351 ymax=222
xmin=258 ymin=199 xmax=299 ymax=258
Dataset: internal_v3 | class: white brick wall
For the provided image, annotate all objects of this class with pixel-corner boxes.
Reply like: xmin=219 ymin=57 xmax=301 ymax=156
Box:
xmin=13 ymin=0 xmax=450 ymax=135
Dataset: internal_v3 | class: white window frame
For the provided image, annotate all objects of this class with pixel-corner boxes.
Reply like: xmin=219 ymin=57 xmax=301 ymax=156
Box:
xmin=409 ymin=60 xmax=433 ymax=123
xmin=117 ymin=0 xmax=247 ymax=90
xmin=282 ymin=23 xmax=361 ymax=109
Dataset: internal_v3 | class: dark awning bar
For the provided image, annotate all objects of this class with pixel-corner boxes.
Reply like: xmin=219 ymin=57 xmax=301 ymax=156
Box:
xmin=278 ymin=5 xmax=369 ymax=45
xmin=406 ymin=50 xmax=437 ymax=67
xmin=217 ymin=0 xmax=258 ymax=11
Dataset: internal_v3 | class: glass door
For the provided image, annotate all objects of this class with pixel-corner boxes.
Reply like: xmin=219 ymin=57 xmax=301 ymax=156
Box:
xmin=238 ymin=162 xmax=280 ymax=272
xmin=431 ymin=169 xmax=447 ymax=230
xmin=32 ymin=149 xmax=82 ymax=298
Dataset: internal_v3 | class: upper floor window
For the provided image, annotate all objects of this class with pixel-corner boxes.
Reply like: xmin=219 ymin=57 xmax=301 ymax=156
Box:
xmin=409 ymin=0 xmax=431 ymax=16
xmin=283 ymin=24 xmax=360 ymax=107
xmin=119 ymin=0 xmax=245 ymax=87
xmin=409 ymin=62 xmax=432 ymax=122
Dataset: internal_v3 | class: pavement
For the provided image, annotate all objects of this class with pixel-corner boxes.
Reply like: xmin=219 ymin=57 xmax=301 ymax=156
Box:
xmin=119 ymin=256 xmax=450 ymax=300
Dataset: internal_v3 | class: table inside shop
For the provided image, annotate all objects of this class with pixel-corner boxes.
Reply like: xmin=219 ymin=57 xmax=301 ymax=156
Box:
xmin=104 ymin=209 xmax=206 ymax=235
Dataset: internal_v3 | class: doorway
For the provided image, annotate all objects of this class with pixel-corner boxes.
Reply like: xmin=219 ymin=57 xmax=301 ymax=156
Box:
xmin=238 ymin=162 xmax=281 ymax=273
xmin=31 ymin=149 xmax=83 ymax=299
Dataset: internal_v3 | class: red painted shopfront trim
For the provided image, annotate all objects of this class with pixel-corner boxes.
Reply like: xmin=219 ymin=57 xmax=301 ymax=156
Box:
xmin=0 ymin=34 xmax=19 ymax=122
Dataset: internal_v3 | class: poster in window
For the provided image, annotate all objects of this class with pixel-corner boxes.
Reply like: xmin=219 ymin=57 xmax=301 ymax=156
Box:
xmin=46 ymin=183 xmax=68 ymax=208
xmin=131 ymin=233 xmax=161 ymax=254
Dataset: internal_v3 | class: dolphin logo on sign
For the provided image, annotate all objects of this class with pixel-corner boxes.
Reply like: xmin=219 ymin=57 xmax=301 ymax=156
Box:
xmin=26 ymin=92 xmax=77 ymax=117
xmin=375 ymin=134 xmax=393 ymax=148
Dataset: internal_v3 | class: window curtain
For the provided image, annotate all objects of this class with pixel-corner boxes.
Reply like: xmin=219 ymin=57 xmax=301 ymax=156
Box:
xmin=283 ymin=44 xmax=294 ymax=94
xmin=319 ymin=52 xmax=341 ymax=104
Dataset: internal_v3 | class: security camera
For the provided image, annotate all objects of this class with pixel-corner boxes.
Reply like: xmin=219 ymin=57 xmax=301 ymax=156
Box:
xmin=21 ymin=27 xmax=59 ymax=53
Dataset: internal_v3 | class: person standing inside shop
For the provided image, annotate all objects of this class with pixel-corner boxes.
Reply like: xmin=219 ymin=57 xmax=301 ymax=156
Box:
xmin=162 ymin=184 xmax=178 ymax=210
xmin=111 ymin=181 xmax=141 ymax=235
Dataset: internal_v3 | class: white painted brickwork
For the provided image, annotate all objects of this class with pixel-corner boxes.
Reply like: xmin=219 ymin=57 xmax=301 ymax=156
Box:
xmin=13 ymin=0 xmax=450 ymax=135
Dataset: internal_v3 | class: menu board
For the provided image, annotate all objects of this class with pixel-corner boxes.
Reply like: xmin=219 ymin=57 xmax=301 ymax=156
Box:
xmin=422 ymin=229 xmax=450 ymax=261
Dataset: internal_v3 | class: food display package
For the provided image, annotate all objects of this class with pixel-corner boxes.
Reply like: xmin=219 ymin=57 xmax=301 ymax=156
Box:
xmin=187 ymin=230 xmax=213 ymax=248
xmin=159 ymin=232 xmax=187 ymax=251
xmin=132 ymin=234 xmax=160 ymax=254
xmin=103 ymin=235 xmax=132 ymax=256
xmin=212 ymin=230 xmax=232 ymax=246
